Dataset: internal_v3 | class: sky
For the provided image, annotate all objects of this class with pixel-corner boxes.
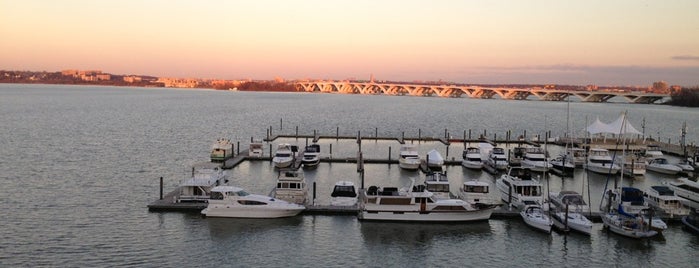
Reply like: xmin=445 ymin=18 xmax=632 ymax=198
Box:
xmin=1 ymin=0 xmax=698 ymax=86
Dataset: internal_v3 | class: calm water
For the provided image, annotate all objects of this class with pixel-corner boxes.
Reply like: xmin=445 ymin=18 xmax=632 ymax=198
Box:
xmin=1 ymin=84 xmax=697 ymax=267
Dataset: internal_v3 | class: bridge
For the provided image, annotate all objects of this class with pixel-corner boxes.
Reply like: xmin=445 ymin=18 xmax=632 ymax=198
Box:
xmin=295 ymin=81 xmax=668 ymax=104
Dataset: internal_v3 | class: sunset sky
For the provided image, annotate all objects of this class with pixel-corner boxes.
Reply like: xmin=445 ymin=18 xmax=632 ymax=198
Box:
xmin=2 ymin=0 xmax=698 ymax=86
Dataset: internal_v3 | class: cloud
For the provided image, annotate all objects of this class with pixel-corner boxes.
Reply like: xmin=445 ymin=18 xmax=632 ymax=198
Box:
xmin=672 ymin=55 xmax=699 ymax=61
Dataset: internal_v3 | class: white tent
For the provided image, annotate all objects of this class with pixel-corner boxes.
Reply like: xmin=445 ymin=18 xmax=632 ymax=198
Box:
xmin=586 ymin=117 xmax=610 ymax=135
xmin=585 ymin=113 xmax=642 ymax=135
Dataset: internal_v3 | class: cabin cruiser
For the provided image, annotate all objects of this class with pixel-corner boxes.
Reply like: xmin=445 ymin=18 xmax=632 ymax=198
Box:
xmin=248 ymin=140 xmax=264 ymax=157
xmin=177 ymin=162 xmax=227 ymax=203
xmin=675 ymin=160 xmax=695 ymax=174
xmin=548 ymin=191 xmax=592 ymax=235
xmin=272 ymin=143 xmax=296 ymax=168
xmin=301 ymin=143 xmax=321 ymax=169
xmin=398 ymin=144 xmax=421 ymax=170
xmin=521 ymin=147 xmax=551 ymax=172
xmin=585 ymin=148 xmax=620 ymax=175
xmin=426 ymin=149 xmax=445 ymax=171
xmin=644 ymin=144 xmax=663 ymax=159
xmin=600 ymin=187 xmax=661 ymax=238
xmin=330 ymin=181 xmax=358 ymax=207
xmin=210 ymin=138 xmax=234 ymax=162
xmin=458 ymin=180 xmax=501 ymax=209
xmin=509 ymin=146 xmax=526 ymax=167
xmin=201 ymin=186 xmax=305 ymax=218
xmin=424 ymin=171 xmax=451 ymax=200
xmin=646 ymin=157 xmax=682 ymax=175
xmin=358 ymin=180 xmax=496 ymax=222
xmin=565 ymin=148 xmax=587 ymax=167
xmin=668 ymin=178 xmax=699 ymax=208
xmin=683 ymin=207 xmax=699 ymax=234
xmin=496 ymin=167 xmax=544 ymax=208
xmin=520 ymin=204 xmax=553 ymax=233
xmin=486 ymin=147 xmax=509 ymax=171
xmin=550 ymin=155 xmax=575 ymax=175
xmin=272 ymin=169 xmax=308 ymax=205
xmin=462 ymin=147 xmax=483 ymax=169
xmin=644 ymin=185 xmax=690 ymax=217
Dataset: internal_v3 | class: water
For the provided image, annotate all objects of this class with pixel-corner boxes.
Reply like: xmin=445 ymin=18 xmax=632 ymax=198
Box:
xmin=1 ymin=84 xmax=697 ymax=267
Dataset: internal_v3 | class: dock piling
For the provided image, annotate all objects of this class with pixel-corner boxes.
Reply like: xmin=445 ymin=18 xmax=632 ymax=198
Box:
xmin=336 ymin=126 xmax=339 ymax=140
xmin=236 ymin=141 xmax=239 ymax=156
xmin=444 ymin=128 xmax=448 ymax=139
xmin=329 ymin=144 xmax=333 ymax=157
xmin=388 ymin=146 xmax=392 ymax=161
xmin=313 ymin=182 xmax=317 ymax=206
xmin=446 ymin=145 xmax=449 ymax=158
xmin=418 ymin=129 xmax=421 ymax=141
xmin=280 ymin=118 xmax=283 ymax=130
xmin=295 ymin=126 xmax=298 ymax=138
xmin=159 ymin=177 xmax=163 ymax=200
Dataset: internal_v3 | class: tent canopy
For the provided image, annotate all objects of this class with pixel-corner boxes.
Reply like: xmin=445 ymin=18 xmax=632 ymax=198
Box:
xmin=585 ymin=113 xmax=642 ymax=135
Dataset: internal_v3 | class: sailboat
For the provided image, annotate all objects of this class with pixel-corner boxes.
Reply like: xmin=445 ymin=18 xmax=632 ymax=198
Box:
xmin=520 ymin=116 xmax=553 ymax=234
xmin=551 ymin=95 xmax=576 ymax=176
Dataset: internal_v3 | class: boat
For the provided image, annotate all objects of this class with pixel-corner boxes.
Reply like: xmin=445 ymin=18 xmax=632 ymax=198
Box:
xmin=646 ymin=157 xmax=682 ymax=175
xmin=424 ymin=171 xmax=452 ymax=200
xmin=210 ymin=138 xmax=234 ymax=162
xmin=644 ymin=144 xmax=664 ymax=159
xmin=330 ymin=181 xmax=358 ymax=207
xmin=600 ymin=187 xmax=659 ymax=238
xmin=461 ymin=147 xmax=483 ymax=170
xmin=177 ymin=162 xmax=228 ymax=203
xmin=585 ymin=148 xmax=621 ymax=175
xmin=426 ymin=149 xmax=445 ymax=171
xmin=496 ymin=167 xmax=544 ymax=209
xmin=358 ymin=180 xmax=496 ymax=222
xmin=485 ymin=147 xmax=509 ymax=171
xmin=508 ymin=146 xmax=526 ymax=167
xmin=682 ymin=207 xmax=699 ymax=234
xmin=565 ymin=147 xmax=587 ymax=167
xmin=644 ymin=185 xmax=690 ymax=217
xmin=458 ymin=180 xmax=501 ymax=209
xmin=248 ymin=140 xmax=264 ymax=157
xmin=272 ymin=143 xmax=296 ymax=168
xmin=201 ymin=186 xmax=305 ymax=218
xmin=622 ymin=153 xmax=646 ymax=177
xmin=520 ymin=204 xmax=553 ymax=233
xmin=668 ymin=178 xmax=699 ymax=208
xmin=398 ymin=144 xmax=421 ymax=171
xmin=675 ymin=160 xmax=695 ymax=174
xmin=548 ymin=191 xmax=593 ymax=235
xmin=550 ymin=155 xmax=575 ymax=175
xmin=272 ymin=169 xmax=308 ymax=205
xmin=521 ymin=147 xmax=551 ymax=172
xmin=301 ymin=143 xmax=321 ymax=169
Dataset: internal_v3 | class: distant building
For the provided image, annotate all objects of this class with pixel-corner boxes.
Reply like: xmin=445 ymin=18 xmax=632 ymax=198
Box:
xmin=652 ymin=81 xmax=669 ymax=93
xmin=123 ymin=76 xmax=142 ymax=83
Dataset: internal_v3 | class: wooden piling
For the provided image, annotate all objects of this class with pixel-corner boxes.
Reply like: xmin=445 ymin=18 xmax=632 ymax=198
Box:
xmin=159 ymin=177 xmax=163 ymax=200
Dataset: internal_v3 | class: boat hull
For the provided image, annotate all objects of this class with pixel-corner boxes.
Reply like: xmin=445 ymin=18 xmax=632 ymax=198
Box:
xmin=399 ymin=160 xmax=421 ymax=170
xmin=520 ymin=211 xmax=552 ymax=233
xmin=646 ymin=165 xmax=681 ymax=175
xmin=358 ymin=207 xmax=494 ymax=222
xmin=551 ymin=212 xmax=592 ymax=235
xmin=462 ymin=160 xmax=483 ymax=170
xmin=202 ymin=206 xmax=304 ymax=218
xmin=602 ymin=213 xmax=657 ymax=238
xmin=585 ymin=164 xmax=620 ymax=175
xmin=273 ymin=158 xmax=294 ymax=168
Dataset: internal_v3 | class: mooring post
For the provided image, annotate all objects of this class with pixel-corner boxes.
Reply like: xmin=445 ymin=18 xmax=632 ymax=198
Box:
xmin=375 ymin=127 xmax=378 ymax=138
xmin=159 ymin=177 xmax=163 ymax=200
xmin=446 ymin=145 xmax=450 ymax=158
xmin=484 ymin=129 xmax=487 ymax=137
xmin=388 ymin=146 xmax=392 ymax=161
xmin=269 ymin=126 xmax=273 ymax=137
xmin=494 ymin=133 xmax=497 ymax=142
xmin=269 ymin=145 xmax=273 ymax=162
xmin=463 ymin=130 xmax=466 ymax=143
xmin=266 ymin=129 xmax=269 ymax=141
xmin=402 ymin=131 xmax=405 ymax=142
xmin=313 ymin=182 xmax=317 ymax=206
xmin=468 ymin=129 xmax=472 ymax=140
xmin=313 ymin=129 xmax=317 ymax=139
xmin=444 ymin=128 xmax=448 ymax=139
xmin=418 ymin=129 xmax=421 ymax=141
xmin=305 ymin=137 xmax=308 ymax=146
xmin=329 ymin=144 xmax=333 ymax=158
xmin=336 ymin=126 xmax=339 ymax=140
xmin=236 ymin=141 xmax=239 ymax=156
xmin=295 ymin=126 xmax=298 ymax=138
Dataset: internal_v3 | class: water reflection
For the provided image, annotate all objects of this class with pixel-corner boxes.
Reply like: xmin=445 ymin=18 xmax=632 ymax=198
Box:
xmin=359 ymin=221 xmax=492 ymax=245
xmin=206 ymin=216 xmax=303 ymax=240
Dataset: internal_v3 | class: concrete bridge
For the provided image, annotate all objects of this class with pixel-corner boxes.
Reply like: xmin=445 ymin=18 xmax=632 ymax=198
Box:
xmin=295 ymin=81 xmax=668 ymax=104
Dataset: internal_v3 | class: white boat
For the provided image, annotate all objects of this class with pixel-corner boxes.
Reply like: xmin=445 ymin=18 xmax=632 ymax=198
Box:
xmin=301 ymin=143 xmax=321 ymax=169
xmin=398 ymin=144 xmax=421 ymax=171
xmin=426 ymin=149 xmax=444 ymax=170
xmin=683 ymin=207 xmax=699 ymax=234
xmin=486 ymin=147 xmax=509 ymax=171
xmin=508 ymin=147 xmax=526 ymax=167
xmin=585 ymin=148 xmax=621 ymax=175
xmin=521 ymin=147 xmax=551 ymax=172
xmin=272 ymin=143 xmax=296 ymax=168
xmin=210 ymin=138 xmax=234 ymax=162
xmin=248 ymin=140 xmax=264 ymax=157
xmin=548 ymin=191 xmax=592 ymax=235
xmin=424 ymin=171 xmax=451 ymax=200
xmin=668 ymin=177 xmax=699 ymax=208
xmin=458 ymin=180 xmax=501 ymax=209
xmin=622 ymin=153 xmax=646 ymax=177
xmin=520 ymin=204 xmax=553 ymax=233
xmin=177 ymin=162 xmax=227 ymax=203
xmin=358 ymin=180 xmax=496 ymax=222
xmin=201 ymin=186 xmax=305 ymax=218
xmin=496 ymin=167 xmax=545 ymax=208
xmin=675 ymin=160 xmax=695 ymax=174
xmin=565 ymin=147 xmax=587 ymax=167
xmin=646 ymin=157 xmax=682 ymax=175
xmin=550 ymin=155 xmax=575 ymax=175
xmin=330 ymin=181 xmax=358 ymax=207
xmin=644 ymin=144 xmax=664 ymax=159
xmin=272 ymin=169 xmax=308 ymax=205
xmin=644 ymin=185 xmax=690 ymax=217
xmin=461 ymin=147 xmax=483 ymax=169
xmin=600 ymin=187 xmax=660 ymax=238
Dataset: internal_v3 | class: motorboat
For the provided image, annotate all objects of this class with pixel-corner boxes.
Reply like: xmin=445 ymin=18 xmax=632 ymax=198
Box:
xmin=520 ymin=204 xmax=553 ymax=233
xmin=210 ymin=138 xmax=234 ymax=162
xmin=508 ymin=147 xmax=526 ymax=167
xmin=585 ymin=148 xmax=620 ymax=175
xmin=644 ymin=144 xmax=663 ymax=159
xmin=668 ymin=178 xmax=699 ymax=208
xmin=565 ymin=147 xmax=587 ymax=167
xmin=248 ymin=140 xmax=264 ymax=157
xmin=644 ymin=185 xmax=690 ymax=217
xmin=272 ymin=169 xmax=308 ymax=205
xmin=177 ymin=162 xmax=227 ymax=203
xmin=675 ymin=160 xmax=695 ymax=174
xmin=600 ymin=187 xmax=660 ymax=238
xmin=486 ymin=147 xmax=509 ymax=171
xmin=301 ymin=143 xmax=321 ymax=169
xmin=458 ymin=180 xmax=501 ymax=209
xmin=398 ymin=144 xmax=421 ymax=171
xmin=646 ymin=157 xmax=682 ymax=175
xmin=424 ymin=171 xmax=451 ymax=200
xmin=358 ymin=180 xmax=496 ymax=222
xmin=461 ymin=147 xmax=483 ymax=170
xmin=622 ymin=153 xmax=646 ymax=177
xmin=330 ymin=181 xmax=358 ymax=207
xmin=201 ymin=186 xmax=305 ymax=218
xmin=272 ymin=143 xmax=296 ymax=168
xmin=426 ymin=149 xmax=445 ymax=171
xmin=496 ymin=167 xmax=545 ymax=209
xmin=550 ymin=155 xmax=575 ymax=175
xmin=548 ymin=191 xmax=592 ymax=235
xmin=682 ymin=207 xmax=699 ymax=234
xmin=521 ymin=147 xmax=551 ymax=172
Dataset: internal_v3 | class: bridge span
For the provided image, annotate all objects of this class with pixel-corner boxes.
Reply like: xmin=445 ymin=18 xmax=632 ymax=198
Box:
xmin=295 ymin=81 xmax=668 ymax=104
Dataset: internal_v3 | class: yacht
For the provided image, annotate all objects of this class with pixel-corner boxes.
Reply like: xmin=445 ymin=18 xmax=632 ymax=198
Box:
xmin=508 ymin=147 xmax=526 ymax=167
xmin=521 ymin=147 xmax=551 ymax=172
xmin=248 ymin=140 xmax=264 ymax=157
xmin=675 ymin=160 xmax=695 ymax=174
xmin=201 ymin=186 xmax=305 ymax=218
xmin=565 ymin=147 xmax=587 ymax=167
xmin=398 ymin=144 xmax=421 ymax=171
xmin=426 ymin=149 xmax=445 ymax=171
xmin=458 ymin=180 xmax=501 ymax=209
xmin=330 ymin=181 xmax=358 ymax=207
xmin=272 ymin=169 xmax=308 ymax=205
xmin=548 ymin=191 xmax=593 ymax=235
xmin=424 ymin=171 xmax=451 ymax=200
xmin=210 ymin=138 xmax=234 ymax=162
xmin=177 ymin=162 xmax=227 ymax=203
xmin=644 ymin=185 xmax=690 ymax=217
xmin=668 ymin=178 xmax=699 ymax=208
xmin=550 ymin=155 xmax=575 ymax=175
xmin=496 ymin=167 xmax=544 ymax=208
xmin=358 ymin=180 xmax=496 ymax=222
xmin=520 ymin=204 xmax=553 ymax=233
xmin=646 ymin=157 xmax=682 ymax=175
xmin=272 ymin=143 xmax=296 ymax=168
xmin=644 ymin=144 xmax=663 ymax=159
xmin=486 ymin=147 xmax=509 ymax=171
xmin=301 ymin=143 xmax=321 ymax=169
xmin=585 ymin=148 xmax=620 ymax=175
xmin=461 ymin=147 xmax=483 ymax=170
xmin=600 ymin=187 xmax=660 ymax=238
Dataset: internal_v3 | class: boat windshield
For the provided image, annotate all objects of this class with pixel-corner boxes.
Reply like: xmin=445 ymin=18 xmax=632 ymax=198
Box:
xmin=331 ymin=185 xmax=357 ymax=197
xmin=465 ymin=185 xmax=488 ymax=193
xmin=236 ymin=190 xmax=250 ymax=196
xmin=275 ymin=153 xmax=291 ymax=157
